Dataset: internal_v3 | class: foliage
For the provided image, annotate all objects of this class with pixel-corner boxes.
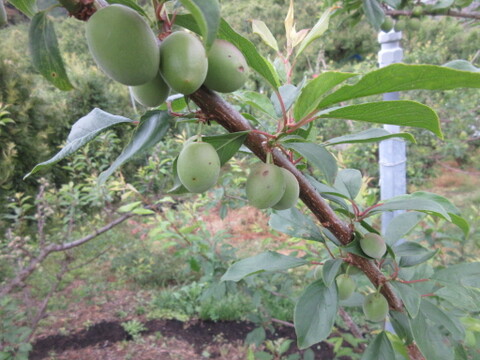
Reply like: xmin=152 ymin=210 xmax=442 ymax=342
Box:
xmin=2 ymin=0 xmax=480 ymax=359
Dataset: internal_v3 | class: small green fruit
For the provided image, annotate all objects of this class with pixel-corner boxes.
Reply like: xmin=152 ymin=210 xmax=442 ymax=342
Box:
xmin=204 ymin=39 xmax=248 ymax=93
xmin=131 ymin=72 xmax=170 ymax=107
xmin=407 ymin=18 xmax=421 ymax=31
xmin=412 ymin=5 xmax=423 ymax=17
xmin=363 ymin=292 xmax=389 ymax=322
xmin=246 ymin=163 xmax=286 ymax=209
xmin=272 ymin=168 xmax=300 ymax=210
xmin=336 ymin=274 xmax=356 ymax=301
xmin=360 ymin=233 xmax=386 ymax=259
xmin=177 ymin=142 xmax=220 ymax=193
xmin=380 ymin=17 xmax=394 ymax=32
xmin=160 ymin=32 xmax=208 ymax=95
xmin=86 ymin=4 xmax=160 ymax=85
xmin=394 ymin=19 xmax=406 ymax=31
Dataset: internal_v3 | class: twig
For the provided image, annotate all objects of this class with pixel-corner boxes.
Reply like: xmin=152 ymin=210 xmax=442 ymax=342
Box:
xmin=338 ymin=307 xmax=366 ymax=350
xmin=271 ymin=318 xmax=295 ymax=328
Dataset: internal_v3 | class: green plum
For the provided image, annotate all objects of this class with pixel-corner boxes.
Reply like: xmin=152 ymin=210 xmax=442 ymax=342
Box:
xmin=360 ymin=233 xmax=387 ymax=259
xmin=272 ymin=168 xmax=300 ymax=210
xmin=86 ymin=4 xmax=160 ymax=86
xmin=131 ymin=72 xmax=170 ymax=107
xmin=336 ymin=274 xmax=356 ymax=301
xmin=363 ymin=292 xmax=389 ymax=322
xmin=246 ymin=163 xmax=286 ymax=209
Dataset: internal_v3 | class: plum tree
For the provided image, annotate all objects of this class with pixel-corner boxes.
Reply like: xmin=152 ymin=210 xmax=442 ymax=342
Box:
xmin=360 ymin=233 xmax=387 ymax=259
xmin=0 ymin=0 xmax=6 ymax=26
xmin=159 ymin=31 xmax=208 ymax=95
xmin=246 ymin=163 xmax=286 ymax=209
xmin=204 ymin=39 xmax=249 ymax=93
xmin=363 ymin=292 xmax=389 ymax=322
xmin=85 ymin=4 xmax=160 ymax=86
xmin=336 ymin=274 xmax=356 ymax=300
xmin=272 ymin=168 xmax=299 ymax=210
xmin=130 ymin=72 xmax=170 ymax=107
xmin=177 ymin=141 xmax=220 ymax=193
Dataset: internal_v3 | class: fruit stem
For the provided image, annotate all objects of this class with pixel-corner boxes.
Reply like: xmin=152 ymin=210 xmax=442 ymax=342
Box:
xmin=266 ymin=151 xmax=273 ymax=164
xmin=196 ymin=122 xmax=204 ymax=141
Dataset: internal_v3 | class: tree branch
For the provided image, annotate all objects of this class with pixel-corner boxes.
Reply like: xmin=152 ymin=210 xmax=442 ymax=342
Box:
xmin=190 ymin=86 xmax=404 ymax=310
xmin=385 ymin=9 xmax=480 ymax=20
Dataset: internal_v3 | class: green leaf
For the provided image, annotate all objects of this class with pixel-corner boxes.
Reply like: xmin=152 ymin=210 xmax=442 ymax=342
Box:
xmin=294 ymin=72 xmax=356 ymax=121
xmin=362 ymin=0 xmax=385 ymax=29
xmin=168 ymin=156 xmax=188 ymax=194
xmin=29 ymin=11 xmax=74 ymax=91
xmin=296 ymin=7 xmax=334 ymax=57
xmin=334 ymin=169 xmax=362 ymax=200
xmin=98 ymin=110 xmax=171 ymax=184
xmin=202 ymin=131 xmax=249 ymax=166
xmin=325 ymin=128 xmax=416 ymax=146
xmin=408 ymin=192 xmax=469 ymax=236
xmin=316 ymin=64 xmax=480 ymax=110
xmin=434 ymin=285 xmax=480 ymax=312
xmin=24 ymin=109 xmax=133 ymax=179
xmin=394 ymin=242 xmax=438 ymax=267
xmin=118 ymin=201 xmax=142 ymax=213
xmin=392 ymin=282 xmax=421 ymax=318
xmin=178 ymin=0 xmax=220 ymax=50
xmin=252 ymin=19 xmax=279 ymax=52
xmin=285 ymin=142 xmax=337 ymax=185
xmin=431 ymin=0 xmax=454 ymax=9
xmin=271 ymin=84 xmax=299 ymax=117
xmin=410 ymin=311 xmax=455 ymax=360
xmin=269 ymin=208 xmax=325 ymax=242
xmin=305 ymin=175 xmax=350 ymax=211
xmin=8 ymin=0 xmax=36 ymax=17
xmin=318 ymin=101 xmax=442 ymax=138
xmin=361 ymin=332 xmax=395 ymax=360
xmin=443 ymin=60 xmax=480 ymax=72
xmin=175 ymin=15 xmax=280 ymax=89
xmin=322 ymin=259 xmax=343 ymax=287
xmin=235 ymin=91 xmax=276 ymax=119
xmin=389 ymin=311 xmax=414 ymax=343
xmin=221 ymin=251 xmax=308 ymax=282
xmin=367 ymin=195 xmax=451 ymax=221
xmin=384 ymin=212 xmax=426 ymax=245
xmin=420 ymin=299 xmax=465 ymax=341
xmin=432 ymin=262 xmax=480 ymax=288
xmin=294 ymin=280 xmax=338 ymax=349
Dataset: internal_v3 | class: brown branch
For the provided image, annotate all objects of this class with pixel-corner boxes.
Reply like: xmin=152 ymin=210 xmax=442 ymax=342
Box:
xmin=338 ymin=307 xmax=366 ymax=350
xmin=385 ymin=9 xmax=480 ymax=20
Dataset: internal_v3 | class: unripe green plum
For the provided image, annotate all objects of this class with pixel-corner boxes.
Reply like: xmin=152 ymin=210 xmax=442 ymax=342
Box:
xmin=412 ymin=5 xmax=423 ymax=17
xmin=246 ymin=163 xmax=286 ymax=209
xmin=0 ymin=0 xmax=7 ymax=27
xmin=380 ymin=17 xmax=394 ymax=32
xmin=394 ymin=19 xmax=406 ymax=31
xmin=177 ymin=142 xmax=220 ymax=193
xmin=360 ymin=233 xmax=386 ymax=259
xmin=336 ymin=274 xmax=356 ymax=301
xmin=272 ymin=168 xmax=300 ymax=210
xmin=363 ymin=292 xmax=389 ymax=322
xmin=407 ymin=18 xmax=421 ymax=31
xmin=86 ymin=4 xmax=160 ymax=86
xmin=160 ymin=32 xmax=208 ymax=95
xmin=204 ymin=39 xmax=248 ymax=93
xmin=131 ymin=72 xmax=170 ymax=107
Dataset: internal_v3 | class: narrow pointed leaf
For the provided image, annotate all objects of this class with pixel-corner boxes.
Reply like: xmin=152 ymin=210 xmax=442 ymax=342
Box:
xmin=252 ymin=19 xmax=279 ymax=52
xmin=221 ymin=251 xmax=308 ymax=282
xmin=318 ymin=101 xmax=443 ymax=138
xmin=362 ymin=0 xmax=385 ymax=29
xmin=384 ymin=212 xmax=426 ymax=245
xmin=392 ymin=282 xmax=421 ymax=318
xmin=361 ymin=332 xmax=395 ymax=360
xmin=334 ymin=169 xmax=362 ymax=200
xmin=420 ymin=299 xmax=465 ymax=341
xmin=294 ymin=280 xmax=338 ymax=349
xmin=175 ymin=15 xmax=280 ymax=89
xmin=322 ymin=259 xmax=343 ymax=287
xmin=284 ymin=0 xmax=294 ymax=48
xmin=432 ymin=262 xmax=480 ymax=288
xmin=8 ymin=0 xmax=36 ymax=17
xmin=178 ymin=0 xmax=220 ymax=50
xmin=285 ymin=142 xmax=337 ymax=184
xmin=271 ymin=84 xmax=299 ymax=117
xmin=443 ymin=60 xmax=479 ymax=72
xmin=203 ymin=131 xmax=249 ymax=166
xmin=294 ymin=72 xmax=357 ymax=121
xmin=235 ymin=91 xmax=277 ymax=119
xmin=296 ymin=7 xmax=334 ymax=57
xmin=316 ymin=64 xmax=480 ymax=110
xmin=98 ymin=111 xmax=171 ymax=184
xmin=325 ymin=128 xmax=416 ymax=146
xmin=25 ymin=109 xmax=133 ymax=178
xmin=29 ymin=11 xmax=74 ymax=91
xmin=269 ymin=208 xmax=325 ymax=242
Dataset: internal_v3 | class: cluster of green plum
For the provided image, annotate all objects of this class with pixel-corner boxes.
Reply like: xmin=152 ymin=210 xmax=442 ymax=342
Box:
xmin=336 ymin=233 xmax=389 ymax=322
xmin=85 ymin=4 xmax=249 ymax=107
xmin=176 ymin=143 xmax=300 ymax=211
